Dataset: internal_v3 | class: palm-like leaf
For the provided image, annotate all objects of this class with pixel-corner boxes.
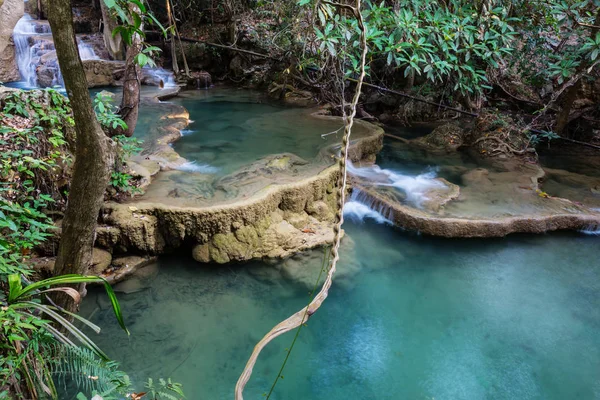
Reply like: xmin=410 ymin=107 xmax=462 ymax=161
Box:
xmin=7 ymin=273 xmax=129 ymax=335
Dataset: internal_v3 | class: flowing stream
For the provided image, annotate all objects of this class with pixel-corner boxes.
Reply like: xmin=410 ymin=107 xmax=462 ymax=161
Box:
xmin=80 ymin=93 xmax=600 ymax=399
xmin=13 ymin=14 xmax=99 ymax=87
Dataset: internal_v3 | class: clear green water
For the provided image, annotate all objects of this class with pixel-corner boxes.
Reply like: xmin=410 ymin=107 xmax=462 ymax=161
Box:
xmin=82 ymin=222 xmax=600 ymax=399
xmin=170 ymin=90 xmax=354 ymax=176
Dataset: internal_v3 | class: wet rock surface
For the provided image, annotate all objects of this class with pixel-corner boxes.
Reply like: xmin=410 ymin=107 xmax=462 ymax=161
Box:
xmin=413 ymin=123 xmax=465 ymax=151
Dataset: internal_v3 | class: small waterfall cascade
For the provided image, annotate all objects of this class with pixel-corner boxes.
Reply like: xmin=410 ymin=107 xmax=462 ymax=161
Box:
xmin=142 ymin=67 xmax=177 ymax=89
xmin=580 ymin=224 xmax=600 ymax=235
xmin=12 ymin=14 xmax=98 ymax=87
xmin=344 ymin=188 xmax=394 ymax=224
xmin=347 ymin=161 xmax=446 ymax=207
xmin=13 ymin=14 xmax=48 ymax=87
xmin=344 ymin=161 xmax=448 ymax=224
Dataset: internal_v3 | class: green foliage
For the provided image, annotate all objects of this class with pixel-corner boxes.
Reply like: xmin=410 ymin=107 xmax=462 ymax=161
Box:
xmin=111 ymin=135 xmax=144 ymax=195
xmin=301 ymin=0 xmax=518 ymax=97
xmin=510 ymin=0 xmax=599 ymax=86
xmin=528 ymin=129 xmax=561 ymax=146
xmin=103 ymin=0 xmax=165 ymax=68
xmin=0 ymin=89 xmax=128 ymax=399
xmin=145 ymin=377 xmax=185 ymax=400
xmin=0 ymin=89 xmax=179 ymax=399
xmin=0 ymin=89 xmax=72 ymax=279
xmin=1 ymin=273 xmax=129 ymax=398
xmin=93 ymin=93 xmax=127 ymax=131
xmin=113 ymin=135 xmax=143 ymax=163
xmin=49 ymin=345 xmax=130 ymax=396
xmin=110 ymin=171 xmax=140 ymax=194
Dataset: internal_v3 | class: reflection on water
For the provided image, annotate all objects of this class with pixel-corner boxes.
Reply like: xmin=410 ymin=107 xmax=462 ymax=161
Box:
xmin=82 ymin=222 xmax=600 ymax=400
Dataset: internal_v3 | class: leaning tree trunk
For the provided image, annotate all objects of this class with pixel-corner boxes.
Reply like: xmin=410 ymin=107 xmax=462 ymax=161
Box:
xmin=100 ymin=0 xmax=125 ymax=60
xmin=48 ymin=0 xmax=113 ymax=311
xmin=114 ymin=2 xmax=143 ymax=137
xmin=555 ymin=7 xmax=600 ymax=135
xmin=555 ymin=81 xmax=581 ymax=135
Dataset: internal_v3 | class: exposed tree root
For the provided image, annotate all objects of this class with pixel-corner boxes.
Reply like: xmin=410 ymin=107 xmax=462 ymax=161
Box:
xmin=472 ymin=136 xmax=536 ymax=156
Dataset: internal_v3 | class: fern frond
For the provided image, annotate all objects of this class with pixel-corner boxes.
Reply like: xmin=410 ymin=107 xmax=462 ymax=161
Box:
xmin=45 ymin=344 xmax=130 ymax=396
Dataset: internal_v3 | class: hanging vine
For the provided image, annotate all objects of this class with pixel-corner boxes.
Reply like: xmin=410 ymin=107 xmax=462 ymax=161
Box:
xmin=234 ymin=1 xmax=368 ymax=399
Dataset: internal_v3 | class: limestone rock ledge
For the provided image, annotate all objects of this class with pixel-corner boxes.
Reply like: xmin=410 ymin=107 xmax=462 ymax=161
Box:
xmin=95 ymin=121 xmax=384 ymax=264
xmin=98 ymin=165 xmax=342 ymax=264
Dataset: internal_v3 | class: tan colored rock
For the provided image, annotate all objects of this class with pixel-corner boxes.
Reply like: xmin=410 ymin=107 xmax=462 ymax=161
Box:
xmin=192 ymin=243 xmax=211 ymax=263
xmin=29 ymin=257 xmax=55 ymax=274
xmin=82 ymin=59 xmax=125 ymax=87
xmin=285 ymin=212 xmax=309 ymax=229
xmin=306 ymin=200 xmax=334 ymax=221
xmin=462 ymin=168 xmax=492 ymax=186
xmin=89 ymin=248 xmax=112 ymax=275
xmin=102 ymin=206 xmax=165 ymax=253
xmin=95 ymin=226 xmax=121 ymax=249
xmin=0 ymin=0 xmax=23 ymax=83
xmin=100 ymin=255 xmax=157 ymax=284
xmin=421 ymin=178 xmax=460 ymax=212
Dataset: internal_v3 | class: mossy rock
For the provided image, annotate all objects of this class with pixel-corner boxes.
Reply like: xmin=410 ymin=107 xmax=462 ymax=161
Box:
xmin=414 ymin=123 xmax=464 ymax=151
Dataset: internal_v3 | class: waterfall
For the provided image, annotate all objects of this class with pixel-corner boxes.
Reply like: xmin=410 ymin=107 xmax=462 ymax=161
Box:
xmin=344 ymin=188 xmax=394 ymax=224
xmin=12 ymin=14 xmax=98 ymax=88
xmin=344 ymin=161 xmax=448 ymax=224
xmin=142 ymin=67 xmax=177 ymax=89
xmin=347 ymin=161 xmax=446 ymax=208
xmin=580 ymin=225 xmax=600 ymax=235
xmin=176 ymin=161 xmax=219 ymax=174
xmin=13 ymin=15 xmax=41 ymax=87
xmin=78 ymin=42 xmax=99 ymax=61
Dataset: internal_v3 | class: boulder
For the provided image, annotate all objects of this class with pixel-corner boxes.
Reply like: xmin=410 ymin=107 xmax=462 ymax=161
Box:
xmin=185 ymin=71 xmax=212 ymax=89
xmin=92 ymin=255 xmax=158 ymax=285
xmin=413 ymin=123 xmax=465 ymax=151
xmin=0 ymin=0 xmax=24 ymax=82
xmin=89 ymin=248 xmax=112 ymax=275
xmin=82 ymin=59 xmax=125 ymax=87
xmin=306 ymin=200 xmax=334 ymax=221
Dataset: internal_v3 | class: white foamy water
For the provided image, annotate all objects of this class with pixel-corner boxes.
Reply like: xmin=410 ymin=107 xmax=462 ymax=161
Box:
xmin=180 ymin=130 xmax=195 ymax=136
xmin=347 ymin=161 xmax=446 ymax=208
xmin=580 ymin=225 xmax=600 ymax=235
xmin=343 ymin=201 xmax=392 ymax=224
xmin=176 ymin=161 xmax=219 ymax=174
xmin=143 ymin=67 xmax=177 ymax=89
xmin=13 ymin=15 xmax=39 ymax=86
xmin=78 ymin=42 xmax=99 ymax=60
xmin=13 ymin=14 xmax=98 ymax=87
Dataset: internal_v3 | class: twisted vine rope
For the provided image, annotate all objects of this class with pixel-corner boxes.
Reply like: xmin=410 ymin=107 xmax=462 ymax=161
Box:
xmin=234 ymin=2 xmax=368 ymax=399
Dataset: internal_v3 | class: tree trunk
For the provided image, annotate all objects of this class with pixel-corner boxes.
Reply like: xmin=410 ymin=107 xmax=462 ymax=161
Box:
xmin=555 ymin=7 xmax=600 ymax=134
xmin=555 ymin=80 xmax=580 ymax=135
xmin=100 ymin=0 xmax=125 ymax=60
xmin=48 ymin=0 xmax=113 ymax=311
xmin=115 ymin=3 xmax=143 ymax=137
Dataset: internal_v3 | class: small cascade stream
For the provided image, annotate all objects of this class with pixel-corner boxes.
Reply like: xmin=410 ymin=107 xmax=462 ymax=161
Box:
xmin=344 ymin=161 xmax=447 ymax=223
xmin=142 ymin=67 xmax=177 ymax=88
xmin=13 ymin=14 xmax=99 ymax=87
xmin=11 ymin=14 xmax=173 ymax=89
